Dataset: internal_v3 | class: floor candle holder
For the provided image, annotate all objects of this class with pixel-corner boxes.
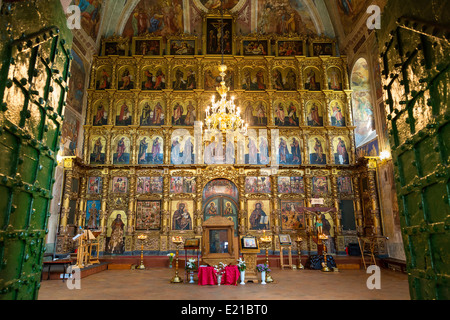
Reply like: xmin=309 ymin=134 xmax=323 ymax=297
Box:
xmin=170 ymin=236 xmax=184 ymax=283
xmin=259 ymin=232 xmax=273 ymax=283
xmin=137 ymin=234 xmax=148 ymax=270
xmin=296 ymin=237 xmax=304 ymax=270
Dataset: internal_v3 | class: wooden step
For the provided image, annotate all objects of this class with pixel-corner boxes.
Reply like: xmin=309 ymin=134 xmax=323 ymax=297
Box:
xmin=108 ymin=264 xmax=132 ymax=270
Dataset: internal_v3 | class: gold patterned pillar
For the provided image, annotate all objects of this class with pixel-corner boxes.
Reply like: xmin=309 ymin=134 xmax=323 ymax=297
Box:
xmin=60 ymin=158 xmax=74 ymax=235
xmin=341 ymin=56 xmax=350 ymax=90
xmin=100 ymin=172 xmax=109 ymax=234
xmin=77 ymin=175 xmax=87 ymax=227
xmin=367 ymin=159 xmax=382 ymax=236
xmin=127 ymin=168 xmax=136 ymax=235
xmin=352 ymin=175 xmax=364 ymax=235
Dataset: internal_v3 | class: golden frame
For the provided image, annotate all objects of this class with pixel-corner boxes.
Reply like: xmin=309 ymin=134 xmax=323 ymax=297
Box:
xmin=240 ymin=36 xmax=271 ymax=57
xmin=132 ymin=36 xmax=163 ymax=56
xmin=275 ymin=37 xmax=306 ymax=57
xmin=101 ymin=36 xmax=130 ymax=56
xmin=203 ymin=14 xmax=236 ymax=56
xmin=309 ymin=39 xmax=336 ymax=57
xmin=167 ymin=35 xmax=198 ymax=56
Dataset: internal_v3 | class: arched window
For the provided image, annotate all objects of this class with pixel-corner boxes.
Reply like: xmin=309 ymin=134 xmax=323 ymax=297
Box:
xmin=351 ymin=58 xmax=378 ymax=156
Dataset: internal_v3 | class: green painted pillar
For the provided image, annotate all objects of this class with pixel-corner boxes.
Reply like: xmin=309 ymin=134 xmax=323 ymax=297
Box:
xmin=0 ymin=0 xmax=73 ymax=300
xmin=378 ymin=0 xmax=450 ymax=300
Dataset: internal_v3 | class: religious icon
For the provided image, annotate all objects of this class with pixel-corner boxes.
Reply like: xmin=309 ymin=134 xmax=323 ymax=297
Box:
xmin=280 ymin=201 xmax=305 ymax=230
xmin=141 ymin=68 xmax=166 ymax=90
xmin=290 ymin=137 xmax=302 ymax=164
xmin=278 ymin=177 xmax=292 ymax=193
xmin=334 ymin=137 xmax=350 ymax=165
xmin=137 ymin=176 xmax=163 ymax=194
xmin=87 ymin=176 xmax=102 ymax=194
xmin=248 ymin=200 xmax=270 ymax=230
xmin=278 ymin=176 xmax=304 ymax=194
xmin=306 ymin=101 xmax=324 ymax=126
xmin=273 ymin=68 xmax=297 ymax=91
xmin=276 ymin=136 xmax=302 ymax=165
xmin=337 ymin=176 xmax=352 ymax=194
xmin=312 ymin=42 xmax=333 ymax=56
xmin=96 ymin=67 xmax=112 ymax=90
xmin=304 ymin=67 xmax=321 ymax=91
xmin=172 ymin=100 xmax=196 ymax=126
xmin=328 ymin=67 xmax=342 ymax=90
xmin=169 ymin=39 xmax=196 ymax=55
xmin=330 ymin=101 xmax=346 ymax=126
xmin=291 ymin=176 xmax=304 ymax=193
xmin=135 ymin=39 xmax=161 ymax=56
xmin=171 ymin=135 xmax=194 ymax=164
xmin=172 ymin=67 xmax=196 ymax=90
xmin=138 ymin=136 xmax=163 ymax=164
xmin=259 ymin=137 xmax=270 ymax=164
xmin=172 ymin=201 xmax=193 ymax=230
xmin=90 ymin=136 xmax=106 ymax=164
xmin=245 ymin=177 xmax=258 ymax=193
xmin=116 ymin=101 xmax=132 ymax=126
xmin=86 ymin=200 xmax=101 ymax=229
xmin=203 ymin=179 xmax=238 ymax=200
xmin=118 ymin=67 xmax=135 ymax=90
xmin=242 ymin=40 xmax=269 ymax=56
xmin=106 ymin=211 xmax=126 ymax=254
xmin=140 ymin=100 xmax=164 ymax=126
xmin=223 ymin=201 xmax=234 ymax=215
xmin=309 ymin=137 xmax=327 ymax=165
xmin=136 ymin=200 xmax=161 ymax=230
xmin=206 ymin=17 xmax=233 ymax=55
xmin=312 ymin=177 xmax=328 ymax=194
xmin=93 ymin=102 xmax=108 ymax=126
xmin=112 ymin=177 xmax=128 ymax=193
xmin=277 ymin=40 xmax=303 ymax=56
xmin=246 ymin=137 xmax=258 ymax=164
xmin=241 ymin=68 xmax=266 ymax=91
xmin=257 ymin=177 xmax=271 ymax=193
xmin=113 ymin=136 xmax=130 ymax=164
xmin=206 ymin=200 xmax=218 ymax=215
xmin=204 ymin=67 xmax=233 ymax=91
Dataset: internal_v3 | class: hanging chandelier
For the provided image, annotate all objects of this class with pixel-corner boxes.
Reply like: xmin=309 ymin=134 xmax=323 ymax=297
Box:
xmin=204 ymin=1 xmax=247 ymax=135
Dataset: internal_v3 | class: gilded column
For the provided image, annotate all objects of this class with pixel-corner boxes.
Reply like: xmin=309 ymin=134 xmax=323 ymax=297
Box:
xmin=127 ymin=168 xmax=136 ymax=235
xmin=100 ymin=171 xmax=110 ymax=235
xmin=77 ymin=175 xmax=87 ymax=227
xmin=352 ymin=175 xmax=363 ymax=235
xmin=60 ymin=159 xmax=74 ymax=235
xmin=367 ymin=159 xmax=382 ymax=236
xmin=330 ymin=175 xmax=342 ymax=235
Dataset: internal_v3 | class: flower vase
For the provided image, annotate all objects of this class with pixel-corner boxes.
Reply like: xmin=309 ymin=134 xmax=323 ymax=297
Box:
xmin=189 ymin=272 xmax=194 ymax=284
xmin=169 ymin=261 xmax=173 ymax=268
xmin=217 ymin=275 xmax=222 ymax=286
xmin=261 ymin=271 xmax=266 ymax=285
xmin=240 ymin=271 xmax=245 ymax=285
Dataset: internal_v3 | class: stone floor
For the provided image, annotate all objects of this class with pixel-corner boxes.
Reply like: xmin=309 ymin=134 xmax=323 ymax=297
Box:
xmin=38 ymin=267 xmax=410 ymax=300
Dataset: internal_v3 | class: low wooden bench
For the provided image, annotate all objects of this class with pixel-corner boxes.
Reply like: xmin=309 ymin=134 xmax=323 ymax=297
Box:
xmin=41 ymin=259 xmax=73 ymax=282
xmin=380 ymin=257 xmax=407 ymax=273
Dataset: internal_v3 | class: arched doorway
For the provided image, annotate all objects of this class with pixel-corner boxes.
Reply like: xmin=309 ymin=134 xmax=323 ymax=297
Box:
xmin=202 ymin=179 xmax=239 ymax=235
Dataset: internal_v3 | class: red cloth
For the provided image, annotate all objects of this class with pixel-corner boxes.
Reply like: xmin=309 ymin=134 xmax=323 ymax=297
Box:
xmin=197 ymin=265 xmax=240 ymax=286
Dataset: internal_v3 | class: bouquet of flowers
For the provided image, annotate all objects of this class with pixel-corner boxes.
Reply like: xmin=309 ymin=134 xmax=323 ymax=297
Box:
xmin=256 ymin=263 xmax=271 ymax=272
xmin=185 ymin=258 xmax=197 ymax=272
xmin=213 ymin=262 xmax=227 ymax=276
xmin=237 ymin=258 xmax=246 ymax=272
xmin=167 ymin=253 xmax=175 ymax=263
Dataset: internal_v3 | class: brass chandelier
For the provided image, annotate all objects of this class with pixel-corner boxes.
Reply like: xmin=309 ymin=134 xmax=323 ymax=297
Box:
xmin=204 ymin=1 xmax=247 ymax=135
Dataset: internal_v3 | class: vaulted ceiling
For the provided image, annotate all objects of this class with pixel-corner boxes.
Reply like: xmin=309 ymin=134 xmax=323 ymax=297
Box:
xmin=66 ymin=0 xmax=383 ymax=56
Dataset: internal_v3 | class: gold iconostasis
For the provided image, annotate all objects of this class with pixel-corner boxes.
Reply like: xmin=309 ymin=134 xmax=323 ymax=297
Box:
xmin=56 ymin=18 xmax=386 ymax=257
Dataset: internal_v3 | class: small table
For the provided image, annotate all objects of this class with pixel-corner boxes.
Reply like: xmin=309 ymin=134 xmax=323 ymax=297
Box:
xmin=198 ymin=265 xmax=240 ymax=286
xmin=41 ymin=259 xmax=72 ymax=282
